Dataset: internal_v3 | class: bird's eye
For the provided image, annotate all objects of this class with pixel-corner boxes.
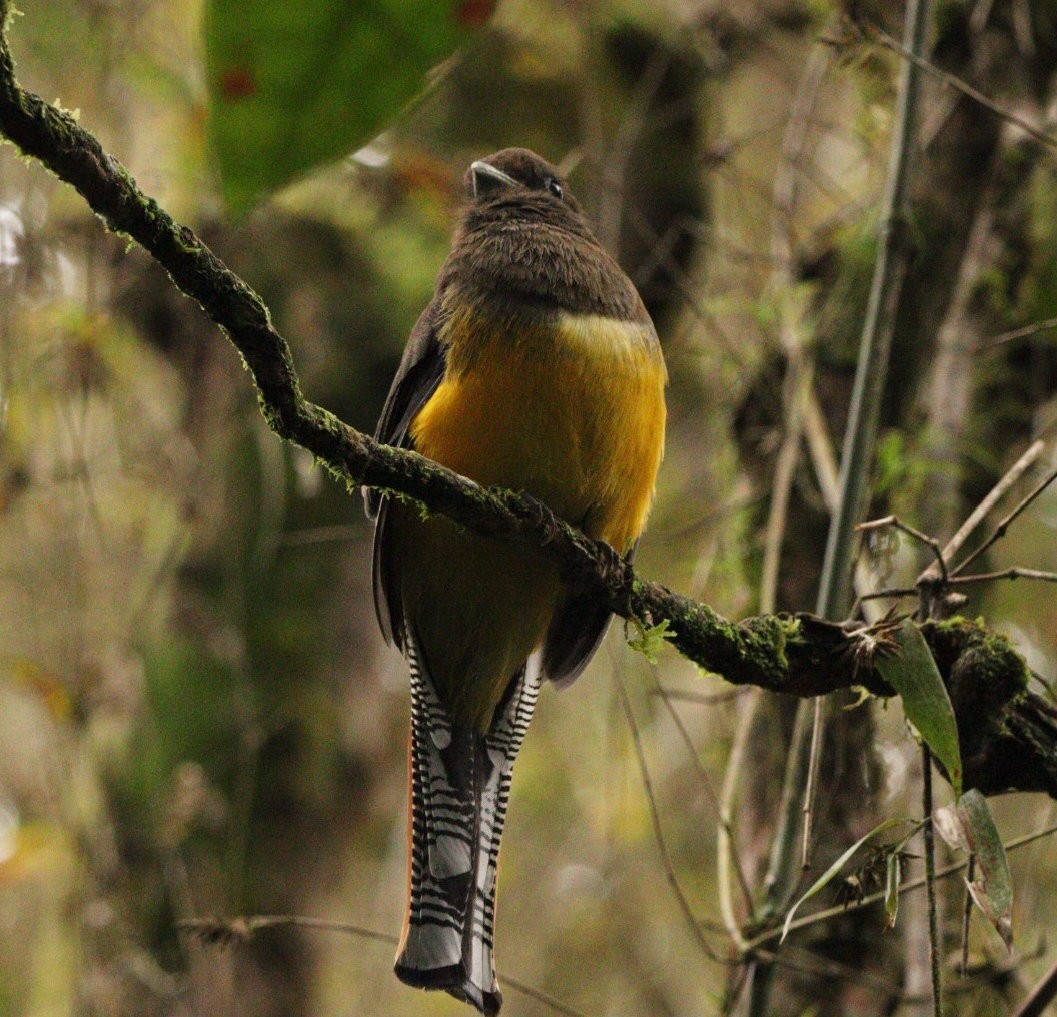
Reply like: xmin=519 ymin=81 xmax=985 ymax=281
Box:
xmin=546 ymin=178 xmax=564 ymax=200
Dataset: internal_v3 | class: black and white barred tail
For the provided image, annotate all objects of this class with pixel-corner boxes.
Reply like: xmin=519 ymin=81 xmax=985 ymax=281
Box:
xmin=395 ymin=626 xmax=541 ymax=1016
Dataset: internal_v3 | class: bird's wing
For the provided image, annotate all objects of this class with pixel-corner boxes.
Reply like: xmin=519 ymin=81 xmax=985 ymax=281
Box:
xmin=366 ymin=299 xmax=447 ymax=646
xmin=364 ymin=298 xmax=447 ymax=516
xmin=541 ymin=544 xmax=636 ymax=688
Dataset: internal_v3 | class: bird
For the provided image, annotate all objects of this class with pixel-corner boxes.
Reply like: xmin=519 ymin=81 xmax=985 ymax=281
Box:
xmin=365 ymin=147 xmax=666 ymax=1015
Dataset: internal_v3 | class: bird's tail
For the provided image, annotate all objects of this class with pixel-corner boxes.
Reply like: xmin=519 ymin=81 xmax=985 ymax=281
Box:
xmin=395 ymin=628 xmax=541 ymax=1016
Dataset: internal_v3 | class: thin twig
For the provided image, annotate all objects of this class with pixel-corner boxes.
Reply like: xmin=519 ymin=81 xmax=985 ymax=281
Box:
xmin=652 ymin=676 xmax=756 ymax=912
xmin=624 ymin=203 xmax=776 ymax=399
xmin=503 ymin=976 xmax=591 ymax=1017
xmin=948 ymin=567 xmax=1057 ymax=587
xmin=800 ymin=698 xmax=825 ymax=871
xmin=177 ymin=914 xmax=397 ymax=944
xmin=739 ymin=820 xmax=1057 ymax=952
xmin=858 ymin=515 xmax=949 ymax=583
xmin=281 ymin=525 xmax=362 ymax=547
xmin=952 ymin=465 xmax=1057 ymax=576
xmin=757 ymin=941 xmax=907 ymax=999
xmin=650 ymin=686 xmax=750 ymax=706
xmin=916 ymin=939 xmax=1047 ymax=998
xmin=919 ymin=440 xmax=1045 ymax=583
xmin=863 ymin=564 xmax=1057 ymax=602
xmin=761 ymin=702 xmax=816 ymax=913
xmin=595 ymin=44 xmax=671 ymax=254
xmin=978 ymin=315 xmax=1057 ymax=352
xmin=760 ymin=34 xmax=833 ymax=617
xmin=613 ymin=672 xmax=725 ymax=964
xmin=960 ymin=856 xmax=975 ymax=977
xmin=802 ymin=389 xmax=889 ymax=625
xmin=922 ymin=750 xmax=943 ymax=1017
xmin=860 ymin=586 xmax=919 ymax=602
xmin=1013 ymin=953 xmax=1057 ymax=1017
xmin=760 ymin=357 xmax=816 ymax=613
xmin=862 ymin=22 xmax=1057 ymax=151
xmin=718 ymin=690 xmax=761 ymax=952
xmin=177 ymin=916 xmax=590 ymax=1017
xmin=802 ymin=385 xmax=840 ymax=507
xmin=919 ymin=161 xmax=1001 ymax=542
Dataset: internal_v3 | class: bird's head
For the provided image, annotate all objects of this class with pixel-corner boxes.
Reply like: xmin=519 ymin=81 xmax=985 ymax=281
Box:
xmin=464 ymin=148 xmax=582 ymax=214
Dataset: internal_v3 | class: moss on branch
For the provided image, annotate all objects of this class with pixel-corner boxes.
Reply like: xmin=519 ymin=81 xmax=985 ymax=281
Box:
xmin=1 ymin=3 xmax=1054 ymax=798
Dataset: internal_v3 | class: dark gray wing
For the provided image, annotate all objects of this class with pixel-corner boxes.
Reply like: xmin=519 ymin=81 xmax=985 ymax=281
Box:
xmin=364 ymin=298 xmax=447 ymax=518
xmin=542 ymin=544 xmax=636 ymax=688
xmin=366 ymin=299 xmax=447 ymax=647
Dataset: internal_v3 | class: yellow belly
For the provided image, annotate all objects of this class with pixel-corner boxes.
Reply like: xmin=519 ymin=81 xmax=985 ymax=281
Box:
xmin=395 ymin=309 xmax=666 ymax=729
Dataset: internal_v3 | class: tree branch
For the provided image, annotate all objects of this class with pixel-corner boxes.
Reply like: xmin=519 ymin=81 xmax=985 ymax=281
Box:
xmin=1 ymin=3 xmax=1055 ymax=799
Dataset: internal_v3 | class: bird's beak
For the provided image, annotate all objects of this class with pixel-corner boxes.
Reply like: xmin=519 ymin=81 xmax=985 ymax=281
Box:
xmin=470 ymin=160 xmax=518 ymax=198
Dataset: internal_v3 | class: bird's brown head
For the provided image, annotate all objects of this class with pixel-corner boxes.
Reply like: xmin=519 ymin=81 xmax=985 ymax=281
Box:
xmin=447 ymin=147 xmax=646 ymax=320
xmin=463 ymin=148 xmax=583 ymax=215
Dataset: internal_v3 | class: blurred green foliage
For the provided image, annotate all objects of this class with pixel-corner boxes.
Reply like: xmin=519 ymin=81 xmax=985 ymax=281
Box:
xmin=204 ymin=0 xmax=492 ymax=215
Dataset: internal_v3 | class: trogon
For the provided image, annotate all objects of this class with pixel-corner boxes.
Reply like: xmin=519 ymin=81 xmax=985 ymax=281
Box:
xmin=365 ymin=147 xmax=667 ymax=1015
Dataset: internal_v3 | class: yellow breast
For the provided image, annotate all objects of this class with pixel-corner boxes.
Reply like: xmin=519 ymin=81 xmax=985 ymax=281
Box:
xmin=412 ymin=306 xmax=667 ymax=551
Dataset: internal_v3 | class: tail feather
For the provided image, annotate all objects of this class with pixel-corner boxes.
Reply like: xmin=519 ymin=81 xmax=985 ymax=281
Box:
xmin=396 ymin=626 xmax=541 ymax=1016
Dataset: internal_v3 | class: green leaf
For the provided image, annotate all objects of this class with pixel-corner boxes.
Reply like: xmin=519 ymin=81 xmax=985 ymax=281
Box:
xmin=781 ymin=817 xmax=911 ymax=942
xmin=875 ymin=620 xmax=963 ymax=797
xmin=843 ymin=685 xmax=874 ymax=711
xmin=204 ymin=0 xmax=492 ymax=215
xmin=934 ymin=789 xmax=1014 ymax=950
xmin=627 ymin=617 xmax=675 ymax=664
xmin=884 ymin=850 xmax=901 ymax=929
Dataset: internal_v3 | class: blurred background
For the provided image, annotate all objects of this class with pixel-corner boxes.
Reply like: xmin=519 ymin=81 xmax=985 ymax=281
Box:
xmin=1 ymin=0 xmax=1057 ymax=1014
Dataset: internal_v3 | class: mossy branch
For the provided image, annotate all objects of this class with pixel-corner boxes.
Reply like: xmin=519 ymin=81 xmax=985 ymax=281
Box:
xmin=1 ymin=4 xmax=1054 ymax=798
